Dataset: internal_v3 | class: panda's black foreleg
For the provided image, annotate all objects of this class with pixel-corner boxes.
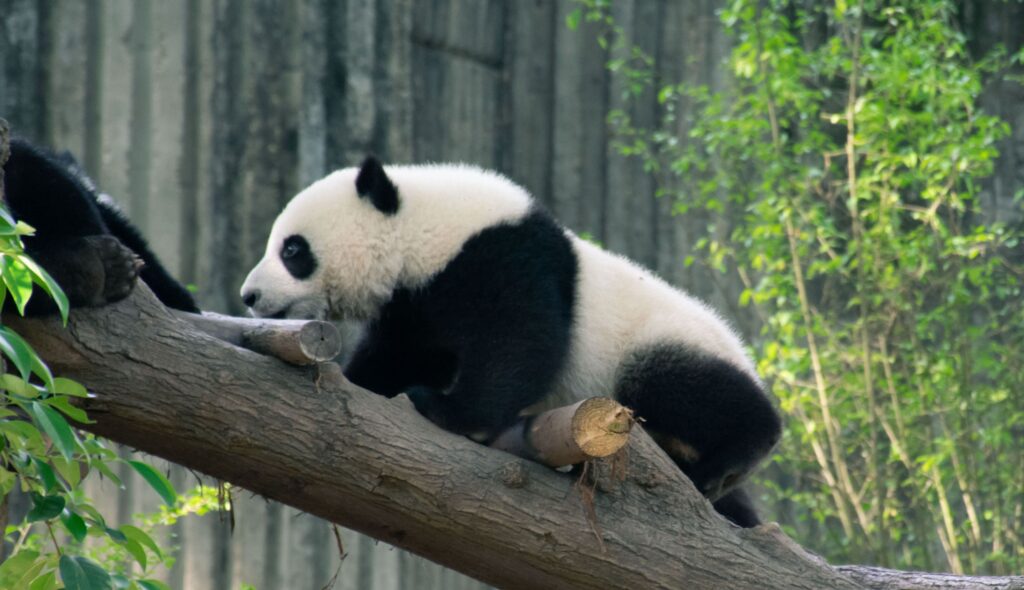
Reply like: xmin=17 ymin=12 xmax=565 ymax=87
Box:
xmin=344 ymin=329 xmax=458 ymax=400
xmin=616 ymin=344 xmax=781 ymax=511
xmin=413 ymin=345 xmax=563 ymax=443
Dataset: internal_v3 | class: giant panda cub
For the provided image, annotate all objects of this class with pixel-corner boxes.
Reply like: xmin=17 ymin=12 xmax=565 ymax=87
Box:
xmin=240 ymin=157 xmax=782 ymax=527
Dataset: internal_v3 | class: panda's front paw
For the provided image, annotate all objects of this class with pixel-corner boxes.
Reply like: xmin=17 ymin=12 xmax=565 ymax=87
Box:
xmin=85 ymin=235 xmax=141 ymax=304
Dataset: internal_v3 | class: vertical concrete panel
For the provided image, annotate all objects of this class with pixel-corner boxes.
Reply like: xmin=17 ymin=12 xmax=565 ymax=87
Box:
xmin=97 ymin=0 xmax=134 ymax=214
xmin=501 ymin=0 xmax=555 ymax=202
xmin=83 ymin=0 xmax=103 ymax=176
xmin=242 ymin=0 xmax=300 ymax=280
xmin=410 ymin=0 xmax=503 ymax=167
xmin=205 ymin=0 xmax=247 ymax=314
xmin=147 ymin=0 xmax=187 ymax=275
xmin=298 ymin=0 xmax=327 ymax=185
xmin=229 ymin=493 xmax=269 ymax=589
xmin=0 ymin=0 xmax=45 ymax=140
xmin=551 ymin=0 xmax=609 ymax=234
xmin=342 ymin=0 xmax=377 ymax=164
xmin=178 ymin=0 xmax=206 ymax=287
xmin=46 ymin=0 xmax=88 ymax=153
xmin=603 ymin=0 xmax=658 ymax=265
xmin=283 ymin=509 xmax=334 ymax=590
xmin=377 ymin=0 xmax=414 ymax=162
xmin=127 ymin=0 xmax=152 ymax=234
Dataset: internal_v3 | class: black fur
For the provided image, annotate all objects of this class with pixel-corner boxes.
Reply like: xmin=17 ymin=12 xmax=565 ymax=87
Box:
xmin=712 ymin=487 xmax=763 ymax=528
xmin=355 ymin=156 xmax=399 ymax=215
xmin=345 ymin=209 xmax=578 ymax=437
xmin=2 ymin=139 xmax=199 ymax=315
xmin=616 ymin=345 xmax=781 ymax=496
xmin=281 ymin=235 xmax=317 ymax=280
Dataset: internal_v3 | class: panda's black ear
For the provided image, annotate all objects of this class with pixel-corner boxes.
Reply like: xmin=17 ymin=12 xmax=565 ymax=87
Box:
xmin=355 ymin=156 xmax=399 ymax=215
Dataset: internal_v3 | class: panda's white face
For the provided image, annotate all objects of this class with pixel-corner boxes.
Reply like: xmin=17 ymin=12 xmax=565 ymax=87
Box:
xmin=240 ymin=161 xmax=404 ymax=320
xmin=242 ymin=156 xmax=534 ymax=321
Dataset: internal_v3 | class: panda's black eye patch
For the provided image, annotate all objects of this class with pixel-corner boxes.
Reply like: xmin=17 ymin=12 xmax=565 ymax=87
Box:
xmin=280 ymin=235 xmax=317 ymax=280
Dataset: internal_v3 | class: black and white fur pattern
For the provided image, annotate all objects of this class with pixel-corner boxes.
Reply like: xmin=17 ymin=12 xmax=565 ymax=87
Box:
xmin=241 ymin=157 xmax=782 ymax=527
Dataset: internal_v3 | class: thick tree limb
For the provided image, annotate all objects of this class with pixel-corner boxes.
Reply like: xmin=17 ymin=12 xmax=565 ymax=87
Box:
xmin=7 ymin=287 xmax=1023 ymax=590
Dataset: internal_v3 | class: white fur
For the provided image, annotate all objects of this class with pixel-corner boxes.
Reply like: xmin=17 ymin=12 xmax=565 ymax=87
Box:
xmin=241 ymin=163 xmax=531 ymax=320
xmin=533 ymin=235 xmax=758 ymax=411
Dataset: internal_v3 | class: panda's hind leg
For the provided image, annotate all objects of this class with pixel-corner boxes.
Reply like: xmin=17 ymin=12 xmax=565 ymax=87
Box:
xmin=615 ymin=344 xmax=781 ymax=518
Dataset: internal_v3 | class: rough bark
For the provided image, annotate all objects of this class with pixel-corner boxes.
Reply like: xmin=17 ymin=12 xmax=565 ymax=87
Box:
xmin=7 ymin=286 xmax=1023 ymax=589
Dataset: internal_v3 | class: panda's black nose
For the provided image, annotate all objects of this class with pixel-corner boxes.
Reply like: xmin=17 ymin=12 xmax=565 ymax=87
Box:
xmin=242 ymin=290 xmax=260 ymax=308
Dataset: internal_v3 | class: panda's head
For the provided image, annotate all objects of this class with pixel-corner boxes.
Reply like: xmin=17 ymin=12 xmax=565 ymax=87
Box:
xmin=240 ymin=156 xmax=404 ymax=320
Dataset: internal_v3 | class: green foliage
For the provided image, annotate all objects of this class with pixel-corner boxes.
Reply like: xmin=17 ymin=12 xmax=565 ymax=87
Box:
xmin=576 ymin=0 xmax=1024 ymax=574
xmin=0 ymin=205 xmax=226 ymax=588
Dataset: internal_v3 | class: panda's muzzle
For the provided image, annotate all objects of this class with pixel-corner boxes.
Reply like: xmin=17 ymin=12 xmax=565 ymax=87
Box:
xmin=242 ymin=289 xmax=260 ymax=308
xmin=240 ymin=288 xmax=289 ymax=319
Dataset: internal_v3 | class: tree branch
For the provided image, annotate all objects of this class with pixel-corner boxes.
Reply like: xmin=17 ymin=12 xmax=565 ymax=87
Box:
xmin=6 ymin=286 xmax=1022 ymax=590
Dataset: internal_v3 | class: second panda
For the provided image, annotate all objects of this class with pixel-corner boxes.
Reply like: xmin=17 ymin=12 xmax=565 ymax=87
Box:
xmin=240 ymin=157 xmax=782 ymax=527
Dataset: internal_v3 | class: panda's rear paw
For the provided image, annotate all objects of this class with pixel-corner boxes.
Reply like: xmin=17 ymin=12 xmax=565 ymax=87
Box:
xmin=85 ymin=235 xmax=141 ymax=303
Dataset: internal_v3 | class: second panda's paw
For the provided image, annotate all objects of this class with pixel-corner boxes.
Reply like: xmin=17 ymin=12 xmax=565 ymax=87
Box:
xmin=85 ymin=235 xmax=142 ymax=304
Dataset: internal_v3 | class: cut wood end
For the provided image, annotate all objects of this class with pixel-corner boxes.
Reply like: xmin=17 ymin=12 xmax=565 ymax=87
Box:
xmin=571 ymin=397 xmax=634 ymax=458
xmin=297 ymin=321 xmax=343 ymax=362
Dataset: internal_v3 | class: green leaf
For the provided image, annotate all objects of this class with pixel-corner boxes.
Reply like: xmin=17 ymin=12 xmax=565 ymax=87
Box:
xmin=0 ymin=549 xmax=40 ymax=587
xmin=26 ymin=492 xmax=66 ymax=522
xmin=120 ymin=525 xmax=163 ymax=559
xmin=59 ymin=555 xmax=112 ymax=590
xmin=123 ymin=539 xmax=147 ymax=570
xmin=565 ymin=8 xmax=581 ymax=31
xmin=0 ymin=208 xmax=18 ymax=231
xmin=91 ymin=459 xmax=123 ymax=488
xmin=128 ymin=461 xmax=177 ymax=507
xmin=62 ymin=509 xmax=88 ymax=543
xmin=0 ymin=325 xmax=36 ymax=381
xmin=1 ymin=255 xmax=34 ymax=314
xmin=29 ymin=349 xmax=55 ymax=392
xmin=33 ymin=457 xmax=60 ymax=493
xmin=137 ymin=580 xmax=172 ymax=590
xmin=104 ymin=526 xmax=127 ymax=544
xmin=28 ymin=401 xmax=81 ymax=461
xmin=29 ymin=571 xmax=59 ymax=590
xmin=51 ymin=455 xmax=82 ymax=489
xmin=20 ymin=256 xmax=69 ymax=324
xmin=0 ymin=373 xmax=43 ymax=398
xmin=43 ymin=395 xmax=92 ymax=425
xmin=52 ymin=377 xmax=89 ymax=398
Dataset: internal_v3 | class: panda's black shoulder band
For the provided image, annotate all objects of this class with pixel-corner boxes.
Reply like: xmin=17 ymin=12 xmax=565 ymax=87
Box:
xmin=355 ymin=155 xmax=399 ymax=215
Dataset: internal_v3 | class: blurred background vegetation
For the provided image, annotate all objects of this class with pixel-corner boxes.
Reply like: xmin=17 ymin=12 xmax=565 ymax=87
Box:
xmin=573 ymin=0 xmax=1024 ymax=575
xmin=1 ymin=0 xmax=1022 ymax=587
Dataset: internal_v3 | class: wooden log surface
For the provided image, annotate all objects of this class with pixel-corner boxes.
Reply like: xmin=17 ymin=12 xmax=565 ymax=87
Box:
xmin=6 ymin=285 xmax=1023 ymax=590
xmin=491 ymin=397 xmax=634 ymax=468
xmin=173 ymin=310 xmax=342 ymax=365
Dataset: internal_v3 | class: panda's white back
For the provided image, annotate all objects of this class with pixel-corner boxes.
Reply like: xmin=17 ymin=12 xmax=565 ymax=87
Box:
xmin=537 ymin=234 xmax=758 ymax=411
